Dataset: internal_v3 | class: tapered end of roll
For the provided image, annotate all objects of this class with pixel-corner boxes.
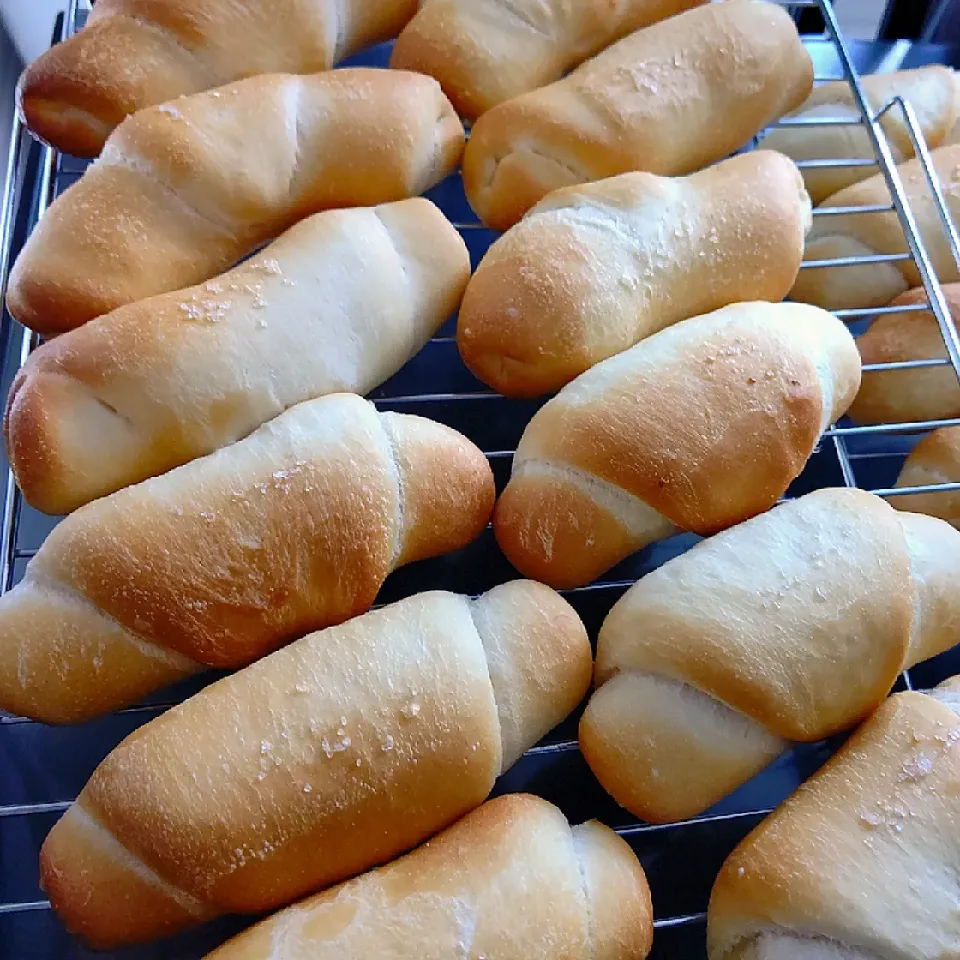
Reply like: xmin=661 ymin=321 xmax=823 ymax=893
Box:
xmin=5 ymin=358 xmax=158 ymax=515
xmin=0 ymin=576 xmax=197 ymax=724
xmin=493 ymin=463 xmax=675 ymax=589
xmin=381 ymin=411 xmax=495 ymax=567
xmin=462 ymin=110 xmax=583 ymax=231
xmin=580 ymin=671 xmax=786 ymax=824
xmin=470 ymin=580 xmax=592 ymax=769
xmin=889 ymin=426 xmax=960 ymax=529
xmin=573 ymin=819 xmax=654 ymax=960
xmin=41 ymin=802 xmax=216 ymax=949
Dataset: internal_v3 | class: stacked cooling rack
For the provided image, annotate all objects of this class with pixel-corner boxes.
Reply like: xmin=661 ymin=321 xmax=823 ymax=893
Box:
xmin=1 ymin=1 xmax=960 ymax=957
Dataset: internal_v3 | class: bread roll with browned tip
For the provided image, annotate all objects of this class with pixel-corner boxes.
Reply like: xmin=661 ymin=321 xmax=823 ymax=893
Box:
xmin=707 ymin=683 xmax=960 ymax=959
xmin=890 ymin=426 xmax=960 ymax=529
xmin=763 ymin=66 xmax=960 ymax=204
xmin=849 ymin=284 xmax=960 ymax=425
xmin=791 ymin=143 xmax=960 ymax=311
xmin=202 ymin=794 xmax=652 ymax=960
xmin=7 ymin=69 xmax=464 ymax=335
xmin=40 ymin=586 xmax=592 ymax=949
xmin=0 ymin=394 xmax=495 ymax=725
xmin=18 ymin=0 xmax=420 ymax=158
xmin=6 ymin=198 xmax=469 ymax=515
xmin=461 ymin=0 xmax=813 ymax=230
xmin=579 ymin=488 xmax=960 ymax=824
xmin=458 ymin=151 xmax=810 ymax=398
xmin=493 ymin=301 xmax=861 ymax=589
xmin=389 ymin=0 xmax=708 ymax=121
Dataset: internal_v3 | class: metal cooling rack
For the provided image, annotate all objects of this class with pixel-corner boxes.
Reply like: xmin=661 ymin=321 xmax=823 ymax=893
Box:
xmin=2 ymin=1 xmax=960 ymax=957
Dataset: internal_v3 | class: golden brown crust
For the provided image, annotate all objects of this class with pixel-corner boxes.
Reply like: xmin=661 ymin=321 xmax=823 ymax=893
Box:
xmin=494 ymin=302 xmax=860 ymax=588
xmin=204 ymin=795 xmax=652 ymax=960
xmin=792 ymin=144 xmax=960 ymax=310
xmin=595 ymin=489 xmax=914 ymax=739
xmin=763 ymin=66 xmax=960 ymax=203
xmin=8 ymin=70 xmax=464 ymax=334
xmin=390 ymin=0 xmax=707 ymax=120
xmin=890 ymin=426 xmax=960 ymax=528
xmin=458 ymin=151 xmax=810 ymax=397
xmin=462 ymin=0 xmax=813 ymax=229
xmin=0 ymin=395 xmax=495 ymax=723
xmin=573 ymin=818 xmax=654 ymax=960
xmin=5 ymin=199 xmax=470 ymax=515
xmin=19 ymin=0 xmax=420 ymax=156
xmin=40 ymin=589 xmax=591 ymax=947
xmin=849 ymin=284 xmax=960 ymax=425
xmin=581 ymin=489 xmax=960 ymax=823
xmin=708 ymin=691 xmax=960 ymax=959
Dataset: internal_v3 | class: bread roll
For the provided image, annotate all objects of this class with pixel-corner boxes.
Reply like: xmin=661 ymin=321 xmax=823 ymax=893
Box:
xmin=40 ymin=586 xmax=592 ymax=949
xmin=890 ymin=426 xmax=960 ymax=529
xmin=763 ymin=66 xmax=960 ymax=203
xmin=707 ymin=684 xmax=960 ymax=959
xmin=849 ymin=284 xmax=960 ymax=425
xmin=458 ymin=151 xmax=810 ymax=398
xmin=461 ymin=0 xmax=813 ymax=230
xmin=0 ymin=394 xmax=495 ymax=725
xmin=389 ymin=0 xmax=708 ymax=121
xmin=791 ymin=143 xmax=960 ymax=311
xmin=18 ymin=0 xmax=420 ymax=158
xmin=203 ymin=794 xmax=653 ymax=960
xmin=6 ymin=198 xmax=469 ymax=515
xmin=579 ymin=488 xmax=960 ymax=824
xmin=7 ymin=69 xmax=464 ymax=335
xmin=493 ymin=301 xmax=861 ymax=589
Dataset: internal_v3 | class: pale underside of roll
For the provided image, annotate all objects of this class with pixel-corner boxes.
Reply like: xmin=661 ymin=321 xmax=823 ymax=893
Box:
xmin=7 ymin=69 xmax=465 ymax=335
xmin=39 ymin=585 xmax=592 ymax=948
xmin=791 ymin=143 xmax=960 ymax=310
xmin=578 ymin=487 xmax=960 ymax=823
xmin=389 ymin=0 xmax=709 ymax=120
xmin=707 ymin=683 xmax=960 ymax=959
xmin=891 ymin=426 xmax=960 ymax=529
xmin=461 ymin=0 xmax=813 ymax=230
xmin=848 ymin=283 xmax=960 ymax=425
xmin=457 ymin=150 xmax=811 ymax=398
xmin=493 ymin=301 xmax=861 ymax=589
xmin=18 ymin=0 xmax=421 ymax=157
xmin=762 ymin=66 xmax=960 ymax=203
xmin=0 ymin=394 xmax=495 ymax=724
xmin=203 ymin=794 xmax=654 ymax=960
xmin=6 ymin=198 xmax=470 ymax=515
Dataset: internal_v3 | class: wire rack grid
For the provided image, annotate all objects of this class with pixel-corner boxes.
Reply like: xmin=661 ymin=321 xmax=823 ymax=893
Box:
xmin=1 ymin=1 xmax=960 ymax=958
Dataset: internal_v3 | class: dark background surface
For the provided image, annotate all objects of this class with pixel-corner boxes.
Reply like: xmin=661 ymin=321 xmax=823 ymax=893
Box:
xmin=1 ymin=12 xmax=960 ymax=960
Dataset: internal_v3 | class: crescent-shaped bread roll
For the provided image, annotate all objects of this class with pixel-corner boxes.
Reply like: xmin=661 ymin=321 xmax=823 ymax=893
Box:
xmin=204 ymin=795 xmax=654 ymax=960
xmin=40 ymin=585 xmax=592 ymax=948
xmin=461 ymin=0 xmax=813 ymax=230
xmin=579 ymin=488 xmax=960 ymax=823
xmin=493 ymin=301 xmax=861 ymax=589
xmin=707 ymin=683 xmax=960 ymax=959
xmin=457 ymin=151 xmax=810 ymax=398
xmin=762 ymin=66 xmax=960 ymax=203
xmin=849 ymin=284 xmax=960 ymax=425
xmin=0 ymin=394 xmax=495 ymax=724
xmin=890 ymin=426 xmax=960 ymax=529
xmin=7 ymin=69 xmax=464 ymax=335
xmin=791 ymin=143 xmax=960 ymax=311
xmin=19 ymin=0 xmax=420 ymax=157
xmin=389 ymin=0 xmax=708 ymax=120
xmin=6 ymin=198 xmax=470 ymax=515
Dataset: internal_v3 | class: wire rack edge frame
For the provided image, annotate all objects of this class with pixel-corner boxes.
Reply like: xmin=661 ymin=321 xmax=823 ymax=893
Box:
xmin=0 ymin=0 xmax=959 ymax=940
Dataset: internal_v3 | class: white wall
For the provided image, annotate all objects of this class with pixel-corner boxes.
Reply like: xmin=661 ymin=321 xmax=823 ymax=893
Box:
xmin=0 ymin=0 xmax=67 ymax=64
